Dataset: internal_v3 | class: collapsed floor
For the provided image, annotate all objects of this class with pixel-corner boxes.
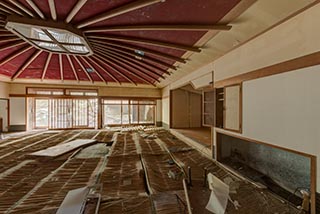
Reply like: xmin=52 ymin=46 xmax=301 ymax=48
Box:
xmin=0 ymin=129 xmax=303 ymax=214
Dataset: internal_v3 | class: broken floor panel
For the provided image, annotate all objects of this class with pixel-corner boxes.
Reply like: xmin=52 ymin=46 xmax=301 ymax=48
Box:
xmin=142 ymin=154 xmax=184 ymax=194
xmin=110 ymin=133 xmax=138 ymax=156
xmin=9 ymin=158 xmax=101 ymax=214
xmin=98 ymin=196 xmax=153 ymax=214
xmin=100 ymin=154 xmax=146 ymax=199
xmin=95 ymin=131 xmax=115 ymax=143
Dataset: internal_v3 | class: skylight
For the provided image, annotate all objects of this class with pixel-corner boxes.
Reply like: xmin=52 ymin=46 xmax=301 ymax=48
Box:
xmin=5 ymin=21 xmax=92 ymax=56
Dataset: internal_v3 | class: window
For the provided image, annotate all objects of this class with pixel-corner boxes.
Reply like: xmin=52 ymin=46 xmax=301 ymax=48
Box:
xmin=102 ymin=99 xmax=156 ymax=126
xmin=34 ymin=99 xmax=49 ymax=128
xmin=27 ymin=88 xmax=98 ymax=96
xmin=66 ymin=89 xmax=98 ymax=96
xmin=27 ymin=88 xmax=64 ymax=95
xmin=5 ymin=18 xmax=92 ymax=55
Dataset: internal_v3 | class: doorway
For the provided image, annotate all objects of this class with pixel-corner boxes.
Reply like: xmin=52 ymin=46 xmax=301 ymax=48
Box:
xmin=0 ymin=99 xmax=9 ymax=132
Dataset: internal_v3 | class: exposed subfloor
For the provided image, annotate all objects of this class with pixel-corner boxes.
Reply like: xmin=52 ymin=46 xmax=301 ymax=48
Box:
xmin=0 ymin=128 xmax=303 ymax=214
xmin=173 ymin=127 xmax=211 ymax=147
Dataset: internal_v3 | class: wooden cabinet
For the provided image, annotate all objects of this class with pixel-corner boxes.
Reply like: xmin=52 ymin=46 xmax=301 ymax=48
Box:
xmin=214 ymin=84 xmax=242 ymax=133
xmin=203 ymin=90 xmax=215 ymax=126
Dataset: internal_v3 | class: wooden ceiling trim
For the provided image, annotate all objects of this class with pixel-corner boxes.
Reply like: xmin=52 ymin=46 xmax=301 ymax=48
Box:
xmin=48 ymin=0 xmax=57 ymax=21
xmin=84 ymin=24 xmax=232 ymax=33
xmin=76 ymin=0 xmax=162 ymax=29
xmin=66 ymin=54 xmax=79 ymax=82
xmin=26 ymin=0 xmax=45 ymax=19
xmin=94 ymin=49 xmax=157 ymax=86
xmin=87 ymin=35 xmax=201 ymax=52
xmin=91 ymin=41 xmax=174 ymax=72
xmin=12 ymin=49 xmax=43 ymax=80
xmin=80 ymin=56 xmax=107 ymax=84
xmin=88 ymin=38 xmax=185 ymax=63
xmin=87 ymin=56 xmax=120 ymax=83
xmin=59 ymin=54 xmax=63 ymax=81
xmin=73 ymin=56 xmax=93 ymax=83
xmin=0 ymin=1 xmax=24 ymax=16
xmin=0 ymin=40 xmax=25 ymax=51
xmin=0 ymin=45 xmax=33 ymax=66
xmin=65 ymin=0 xmax=88 ymax=23
xmin=41 ymin=52 xmax=52 ymax=80
xmin=92 ymin=44 xmax=166 ymax=78
xmin=8 ymin=0 xmax=35 ymax=17
xmin=93 ymin=54 xmax=137 ymax=85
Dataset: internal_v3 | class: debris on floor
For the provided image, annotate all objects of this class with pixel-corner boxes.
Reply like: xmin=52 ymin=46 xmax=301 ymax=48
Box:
xmin=0 ymin=128 xmax=303 ymax=214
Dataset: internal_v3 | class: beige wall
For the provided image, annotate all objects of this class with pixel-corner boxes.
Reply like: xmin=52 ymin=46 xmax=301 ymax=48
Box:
xmin=240 ymin=66 xmax=320 ymax=192
xmin=10 ymin=97 xmax=26 ymax=125
xmin=0 ymin=82 xmax=9 ymax=99
xmin=214 ymin=3 xmax=320 ymax=81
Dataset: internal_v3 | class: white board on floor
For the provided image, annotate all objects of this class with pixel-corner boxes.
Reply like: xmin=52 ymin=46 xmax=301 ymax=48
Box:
xmin=31 ymin=139 xmax=96 ymax=157
xmin=56 ymin=186 xmax=89 ymax=214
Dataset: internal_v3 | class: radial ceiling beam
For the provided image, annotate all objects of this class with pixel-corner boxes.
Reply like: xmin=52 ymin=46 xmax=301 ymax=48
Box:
xmin=0 ymin=45 xmax=33 ymax=66
xmin=76 ymin=0 xmax=162 ymax=28
xmin=94 ymin=46 xmax=162 ymax=81
xmin=92 ymin=44 xmax=166 ymax=78
xmin=91 ymin=41 xmax=174 ymax=72
xmin=0 ymin=5 xmax=14 ymax=15
xmin=8 ymin=0 xmax=35 ymax=17
xmin=12 ymin=49 xmax=42 ymax=80
xmin=93 ymin=54 xmax=137 ymax=85
xmin=0 ymin=33 xmax=16 ymax=37
xmin=0 ymin=1 xmax=24 ymax=16
xmin=66 ymin=55 xmax=79 ymax=82
xmin=89 ymin=38 xmax=186 ymax=63
xmin=95 ymin=49 xmax=157 ymax=86
xmin=26 ymin=0 xmax=45 ymax=19
xmin=59 ymin=54 xmax=63 ymax=81
xmin=48 ymin=0 xmax=57 ymax=21
xmin=87 ymin=35 xmax=201 ymax=52
xmin=80 ymin=56 xmax=107 ymax=84
xmin=41 ymin=52 xmax=52 ymax=80
xmin=65 ymin=0 xmax=87 ymax=23
xmin=0 ymin=40 xmax=25 ymax=51
xmin=73 ymin=56 xmax=93 ymax=83
xmin=86 ymin=56 xmax=120 ymax=83
xmin=84 ymin=24 xmax=232 ymax=33
xmin=0 ymin=37 xmax=21 ymax=43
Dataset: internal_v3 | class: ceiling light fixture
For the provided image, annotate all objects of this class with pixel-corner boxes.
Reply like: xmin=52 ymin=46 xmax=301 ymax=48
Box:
xmin=5 ymin=16 xmax=93 ymax=56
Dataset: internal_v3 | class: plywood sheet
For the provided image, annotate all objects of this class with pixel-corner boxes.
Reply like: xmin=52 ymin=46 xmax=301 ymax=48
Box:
xmin=31 ymin=139 xmax=96 ymax=157
xmin=56 ymin=186 xmax=89 ymax=214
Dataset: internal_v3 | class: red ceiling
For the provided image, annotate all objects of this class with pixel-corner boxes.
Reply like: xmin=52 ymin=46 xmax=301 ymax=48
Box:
xmin=0 ymin=0 xmax=242 ymax=85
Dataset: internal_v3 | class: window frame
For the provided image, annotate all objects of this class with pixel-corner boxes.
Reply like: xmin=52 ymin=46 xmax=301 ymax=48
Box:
xmin=102 ymin=98 xmax=156 ymax=126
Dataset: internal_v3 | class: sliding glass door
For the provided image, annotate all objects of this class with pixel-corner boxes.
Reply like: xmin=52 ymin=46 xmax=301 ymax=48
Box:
xmin=32 ymin=98 xmax=98 ymax=129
